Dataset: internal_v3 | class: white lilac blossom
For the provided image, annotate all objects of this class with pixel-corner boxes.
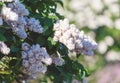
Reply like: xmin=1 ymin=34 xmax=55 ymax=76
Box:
xmin=0 ymin=41 xmax=10 ymax=55
xmin=90 ymin=0 xmax=104 ymax=13
xmin=53 ymin=19 xmax=97 ymax=56
xmin=98 ymin=41 xmax=108 ymax=54
xmin=1 ymin=5 xmax=18 ymax=21
xmin=1 ymin=1 xmax=43 ymax=39
xmin=21 ymin=42 xmax=52 ymax=79
xmin=104 ymin=36 xmax=114 ymax=46
xmin=98 ymin=36 xmax=114 ymax=54
xmin=114 ymin=19 xmax=120 ymax=30
xmin=105 ymin=50 xmax=120 ymax=62
xmin=0 ymin=0 xmax=13 ymax=2
xmin=26 ymin=17 xmax=43 ymax=33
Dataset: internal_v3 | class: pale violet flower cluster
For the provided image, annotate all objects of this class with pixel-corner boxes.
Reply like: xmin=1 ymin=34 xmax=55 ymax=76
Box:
xmin=1 ymin=0 xmax=43 ymax=39
xmin=21 ymin=42 xmax=52 ymax=79
xmin=0 ymin=17 xmax=3 ymax=25
xmin=52 ymin=52 xmax=64 ymax=66
xmin=0 ymin=41 xmax=10 ymax=55
xmin=7 ymin=1 xmax=29 ymax=39
xmin=53 ymin=19 xmax=97 ymax=56
xmin=26 ymin=17 xmax=43 ymax=33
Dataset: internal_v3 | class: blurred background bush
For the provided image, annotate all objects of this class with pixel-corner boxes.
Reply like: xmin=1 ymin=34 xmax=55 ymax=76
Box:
xmin=57 ymin=0 xmax=120 ymax=83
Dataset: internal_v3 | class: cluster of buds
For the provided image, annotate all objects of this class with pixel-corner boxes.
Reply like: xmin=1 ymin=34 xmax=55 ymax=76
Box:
xmin=0 ymin=0 xmax=43 ymax=39
xmin=53 ymin=19 xmax=97 ymax=56
xmin=21 ymin=42 xmax=52 ymax=79
xmin=0 ymin=41 xmax=10 ymax=55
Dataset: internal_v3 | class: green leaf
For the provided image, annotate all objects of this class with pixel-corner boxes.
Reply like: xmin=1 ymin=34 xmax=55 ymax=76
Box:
xmin=65 ymin=73 xmax=72 ymax=82
xmin=48 ymin=14 xmax=58 ymax=19
xmin=55 ymin=0 xmax=64 ymax=7
xmin=0 ymin=2 xmax=3 ymax=11
xmin=81 ymin=71 xmax=86 ymax=79
xmin=36 ymin=35 xmax=47 ymax=46
xmin=48 ymin=37 xmax=56 ymax=45
xmin=0 ymin=34 xmax=7 ymax=41
xmin=0 ymin=71 xmax=10 ymax=75
xmin=0 ymin=28 xmax=5 ymax=34
xmin=10 ymin=44 xmax=19 ymax=52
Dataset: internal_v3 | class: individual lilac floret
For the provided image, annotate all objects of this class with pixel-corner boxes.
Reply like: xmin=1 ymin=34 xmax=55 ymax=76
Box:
xmin=0 ymin=41 xmax=10 ymax=55
xmin=26 ymin=17 xmax=43 ymax=33
xmin=53 ymin=19 xmax=98 ymax=56
xmin=21 ymin=42 xmax=52 ymax=79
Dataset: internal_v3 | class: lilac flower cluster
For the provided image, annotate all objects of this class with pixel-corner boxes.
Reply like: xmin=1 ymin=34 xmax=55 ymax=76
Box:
xmin=21 ymin=42 xmax=52 ymax=79
xmin=0 ymin=41 xmax=10 ymax=55
xmin=53 ymin=19 xmax=97 ymax=56
xmin=1 ymin=0 xmax=43 ymax=39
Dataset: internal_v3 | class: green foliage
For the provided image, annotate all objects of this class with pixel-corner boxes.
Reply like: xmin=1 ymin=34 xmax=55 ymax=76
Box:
xmin=0 ymin=33 xmax=7 ymax=41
